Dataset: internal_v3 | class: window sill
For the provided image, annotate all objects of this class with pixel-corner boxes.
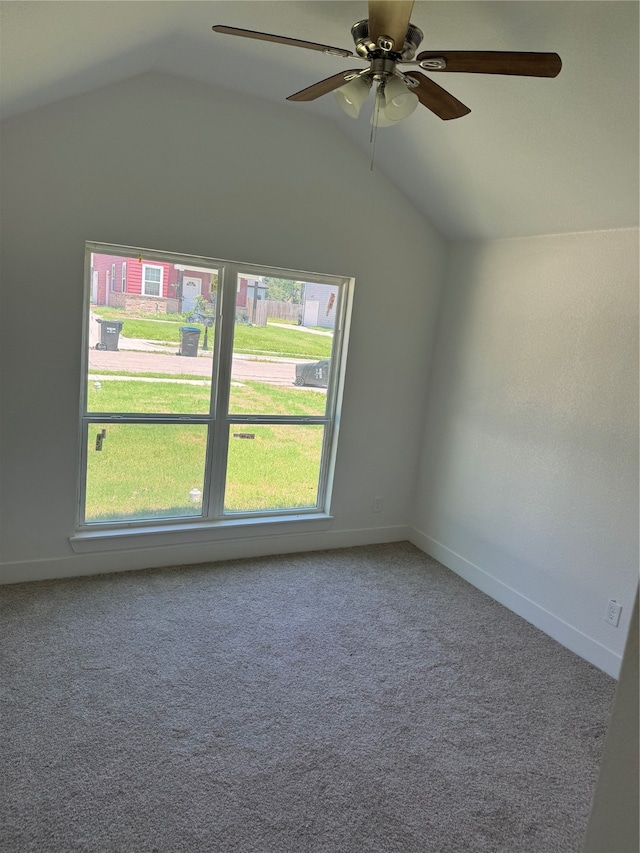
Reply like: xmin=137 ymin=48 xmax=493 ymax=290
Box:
xmin=69 ymin=513 xmax=333 ymax=553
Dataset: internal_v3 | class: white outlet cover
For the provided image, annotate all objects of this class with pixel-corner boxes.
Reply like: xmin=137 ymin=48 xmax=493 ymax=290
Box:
xmin=605 ymin=600 xmax=622 ymax=627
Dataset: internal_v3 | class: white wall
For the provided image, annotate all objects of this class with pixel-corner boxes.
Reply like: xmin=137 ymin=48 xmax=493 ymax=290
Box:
xmin=0 ymin=72 xmax=446 ymax=582
xmin=582 ymin=589 xmax=639 ymax=852
xmin=410 ymin=229 xmax=639 ymax=675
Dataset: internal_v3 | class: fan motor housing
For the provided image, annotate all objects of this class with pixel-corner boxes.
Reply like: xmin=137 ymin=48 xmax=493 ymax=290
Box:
xmin=351 ymin=19 xmax=423 ymax=60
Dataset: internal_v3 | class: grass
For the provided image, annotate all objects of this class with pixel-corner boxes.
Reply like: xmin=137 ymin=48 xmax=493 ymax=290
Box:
xmin=225 ymin=424 xmax=323 ymax=512
xmin=233 ymin=325 xmax=331 ymax=359
xmin=84 ymin=379 xmax=326 ymax=522
xmin=228 ymin=381 xmax=326 ymax=417
xmin=85 ymin=423 xmax=208 ymax=521
xmin=92 ymin=307 xmax=332 ymax=360
xmin=90 ymin=369 xmax=211 ymax=380
xmin=88 ymin=379 xmax=212 ymax=415
xmin=93 ymin=307 xmax=184 ymax=324
xmin=86 ymin=422 xmax=323 ymax=520
xmin=87 ymin=377 xmax=326 ymax=416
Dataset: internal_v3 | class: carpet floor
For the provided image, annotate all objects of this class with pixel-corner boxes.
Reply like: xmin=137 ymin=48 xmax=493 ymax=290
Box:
xmin=1 ymin=542 xmax=614 ymax=852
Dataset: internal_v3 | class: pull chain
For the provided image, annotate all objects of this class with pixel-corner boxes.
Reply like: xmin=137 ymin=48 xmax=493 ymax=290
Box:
xmin=370 ymin=85 xmax=382 ymax=172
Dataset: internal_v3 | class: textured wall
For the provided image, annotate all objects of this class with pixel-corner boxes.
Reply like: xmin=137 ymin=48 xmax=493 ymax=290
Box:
xmin=0 ymin=72 xmax=445 ymax=579
xmin=582 ymin=590 xmax=639 ymax=851
xmin=412 ymin=229 xmax=639 ymax=670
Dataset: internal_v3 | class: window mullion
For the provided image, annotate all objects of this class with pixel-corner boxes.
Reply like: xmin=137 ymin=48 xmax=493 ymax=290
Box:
xmin=206 ymin=263 xmax=237 ymax=517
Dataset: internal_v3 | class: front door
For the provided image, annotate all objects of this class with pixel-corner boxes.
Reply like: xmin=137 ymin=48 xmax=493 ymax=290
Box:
xmin=182 ymin=276 xmax=201 ymax=314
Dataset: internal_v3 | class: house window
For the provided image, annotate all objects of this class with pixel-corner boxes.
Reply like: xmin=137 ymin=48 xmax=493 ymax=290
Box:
xmin=111 ymin=263 xmax=116 ymax=291
xmin=142 ymin=264 xmax=163 ymax=297
xmin=77 ymin=242 xmax=353 ymax=532
xmin=121 ymin=262 xmax=127 ymax=292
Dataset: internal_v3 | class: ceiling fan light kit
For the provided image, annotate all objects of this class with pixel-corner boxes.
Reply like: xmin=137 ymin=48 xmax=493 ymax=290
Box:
xmin=212 ymin=0 xmax=561 ymax=127
xmin=383 ymin=75 xmax=419 ymax=121
xmin=333 ymin=75 xmax=372 ymax=119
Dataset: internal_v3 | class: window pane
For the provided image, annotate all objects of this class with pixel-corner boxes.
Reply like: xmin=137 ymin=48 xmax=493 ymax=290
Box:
xmin=87 ymin=251 xmax=218 ymax=414
xmin=84 ymin=423 xmax=208 ymax=523
xmin=224 ymin=424 xmax=324 ymax=513
xmin=82 ymin=244 xmax=350 ymax=529
xmin=229 ymin=275 xmax=336 ymax=417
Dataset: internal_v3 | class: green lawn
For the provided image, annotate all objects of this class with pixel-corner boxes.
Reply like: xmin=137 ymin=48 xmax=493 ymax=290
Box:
xmin=88 ymin=377 xmax=212 ymax=415
xmin=87 ymin=376 xmax=326 ymax=416
xmin=233 ymin=324 xmax=331 ymax=359
xmin=92 ymin=308 xmax=332 ymax=359
xmin=93 ymin=307 xmax=184 ymax=324
xmin=84 ymin=379 xmax=325 ymax=522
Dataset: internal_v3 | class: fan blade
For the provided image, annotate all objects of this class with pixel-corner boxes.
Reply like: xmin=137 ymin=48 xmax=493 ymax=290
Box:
xmin=416 ymin=51 xmax=562 ymax=77
xmin=405 ymin=72 xmax=471 ymax=120
xmin=368 ymin=0 xmax=414 ymax=51
xmin=287 ymin=70 xmax=364 ymax=102
xmin=212 ymin=25 xmax=353 ymax=57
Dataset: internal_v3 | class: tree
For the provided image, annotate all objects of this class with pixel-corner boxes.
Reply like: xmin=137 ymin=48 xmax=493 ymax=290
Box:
xmin=263 ymin=277 xmax=303 ymax=303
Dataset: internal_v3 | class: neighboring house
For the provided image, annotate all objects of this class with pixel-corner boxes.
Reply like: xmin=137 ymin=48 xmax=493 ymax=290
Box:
xmin=90 ymin=254 xmax=216 ymax=315
xmin=302 ymin=282 xmax=338 ymax=329
xmin=236 ymin=275 xmax=267 ymax=320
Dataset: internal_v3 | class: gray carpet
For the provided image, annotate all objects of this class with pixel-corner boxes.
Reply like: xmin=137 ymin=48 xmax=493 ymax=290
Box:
xmin=1 ymin=542 xmax=614 ymax=853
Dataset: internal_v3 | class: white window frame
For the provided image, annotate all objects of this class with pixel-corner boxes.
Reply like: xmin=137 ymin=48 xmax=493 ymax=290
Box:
xmin=73 ymin=242 xmax=353 ymax=548
xmin=122 ymin=261 xmax=127 ymax=292
xmin=142 ymin=263 xmax=163 ymax=297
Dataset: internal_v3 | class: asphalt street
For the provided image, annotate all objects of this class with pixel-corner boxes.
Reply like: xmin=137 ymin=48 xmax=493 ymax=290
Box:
xmin=88 ymin=317 xmax=327 ymax=388
xmin=88 ymin=347 xmax=299 ymax=386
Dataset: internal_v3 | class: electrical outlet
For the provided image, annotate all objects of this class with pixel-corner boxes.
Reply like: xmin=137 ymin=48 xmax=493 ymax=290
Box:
xmin=605 ymin=600 xmax=622 ymax=627
xmin=372 ymin=496 xmax=383 ymax=513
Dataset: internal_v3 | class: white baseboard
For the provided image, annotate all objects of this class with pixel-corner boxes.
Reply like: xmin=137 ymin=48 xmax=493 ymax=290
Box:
xmin=0 ymin=525 xmax=410 ymax=585
xmin=409 ymin=527 xmax=622 ymax=679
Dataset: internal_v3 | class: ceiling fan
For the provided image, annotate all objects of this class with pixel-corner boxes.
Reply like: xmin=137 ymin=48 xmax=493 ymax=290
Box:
xmin=212 ymin=0 xmax=561 ymax=126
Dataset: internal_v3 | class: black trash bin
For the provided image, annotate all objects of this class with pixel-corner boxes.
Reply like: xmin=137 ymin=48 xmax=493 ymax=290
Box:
xmin=95 ymin=319 xmax=123 ymax=351
xmin=179 ymin=326 xmax=201 ymax=357
xmin=294 ymin=359 xmax=330 ymax=387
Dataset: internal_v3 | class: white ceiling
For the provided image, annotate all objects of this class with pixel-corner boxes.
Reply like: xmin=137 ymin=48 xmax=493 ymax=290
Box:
xmin=1 ymin=1 xmax=638 ymax=240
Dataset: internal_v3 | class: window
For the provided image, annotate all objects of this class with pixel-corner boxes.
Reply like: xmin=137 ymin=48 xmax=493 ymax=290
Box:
xmin=121 ymin=262 xmax=127 ymax=292
xmin=142 ymin=264 xmax=163 ymax=297
xmin=111 ymin=263 xmax=116 ymax=291
xmin=77 ymin=242 xmax=352 ymax=534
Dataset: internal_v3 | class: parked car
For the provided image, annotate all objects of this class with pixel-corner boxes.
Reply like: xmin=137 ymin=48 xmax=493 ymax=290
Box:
xmin=294 ymin=359 xmax=330 ymax=388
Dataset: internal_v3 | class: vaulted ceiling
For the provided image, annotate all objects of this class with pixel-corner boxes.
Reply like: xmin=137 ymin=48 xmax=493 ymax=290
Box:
xmin=1 ymin=1 xmax=638 ymax=240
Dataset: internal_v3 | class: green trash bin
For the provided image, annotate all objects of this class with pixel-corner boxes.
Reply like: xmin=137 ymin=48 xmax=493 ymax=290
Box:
xmin=95 ymin=319 xmax=123 ymax=351
xmin=179 ymin=326 xmax=201 ymax=357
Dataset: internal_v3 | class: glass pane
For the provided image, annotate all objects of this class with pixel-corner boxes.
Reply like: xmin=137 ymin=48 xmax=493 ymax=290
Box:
xmin=87 ymin=251 xmax=218 ymax=414
xmin=84 ymin=423 xmax=208 ymax=523
xmin=229 ymin=275 xmax=337 ymax=417
xmin=224 ymin=424 xmax=324 ymax=513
